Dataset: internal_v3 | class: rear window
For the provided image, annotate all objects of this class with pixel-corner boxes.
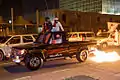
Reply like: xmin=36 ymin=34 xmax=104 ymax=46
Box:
xmin=97 ymin=33 xmax=109 ymax=37
xmin=86 ymin=33 xmax=94 ymax=37
xmin=71 ymin=34 xmax=78 ymax=38
xmin=81 ymin=34 xmax=86 ymax=37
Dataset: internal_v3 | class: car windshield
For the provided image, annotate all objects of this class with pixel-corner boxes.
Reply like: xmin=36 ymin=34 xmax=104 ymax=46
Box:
xmin=97 ymin=32 xmax=109 ymax=38
xmin=0 ymin=36 xmax=11 ymax=43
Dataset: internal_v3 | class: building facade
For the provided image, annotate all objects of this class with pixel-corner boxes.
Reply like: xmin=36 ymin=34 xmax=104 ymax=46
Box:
xmin=39 ymin=9 xmax=120 ymax=32
xmin=59 ymin=0 xmax=120 ymax=14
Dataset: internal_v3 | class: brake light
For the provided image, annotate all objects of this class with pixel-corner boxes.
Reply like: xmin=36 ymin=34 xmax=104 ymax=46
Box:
xmin=82 ymin=37 xmax=84 ymax=41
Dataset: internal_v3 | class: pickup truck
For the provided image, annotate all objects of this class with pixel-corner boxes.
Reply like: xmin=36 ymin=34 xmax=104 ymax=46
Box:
xmin=11 ymin=31 xmax=95 ymax=70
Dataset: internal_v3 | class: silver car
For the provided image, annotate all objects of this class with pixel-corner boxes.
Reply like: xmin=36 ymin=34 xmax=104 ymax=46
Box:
xmin=0 ymin=34 xmax=37 ymax=61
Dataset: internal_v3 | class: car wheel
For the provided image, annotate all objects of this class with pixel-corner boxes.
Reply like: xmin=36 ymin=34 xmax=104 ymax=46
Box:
xmin=76 ymin=49 xmax=88 ymax=62
xmin=25 ymin=55 xmax=43 ymax=70
xmin=102 ymin=43 xmax=108 ymax=48
xmin=0 ymin=50 xmax=4 ymax=61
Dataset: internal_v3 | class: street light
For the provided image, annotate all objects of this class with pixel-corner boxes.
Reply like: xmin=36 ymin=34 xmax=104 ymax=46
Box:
xmin=8 ymin=20 xmax=12 ymax=24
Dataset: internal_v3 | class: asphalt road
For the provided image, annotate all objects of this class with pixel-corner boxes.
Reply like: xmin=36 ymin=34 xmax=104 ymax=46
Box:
xmin=0 ymin=47 xmax=120 ymax=80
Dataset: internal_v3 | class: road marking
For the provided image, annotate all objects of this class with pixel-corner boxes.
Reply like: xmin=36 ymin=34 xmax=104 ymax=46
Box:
xmin=13 ymin=69 xmax=70 ymax=80
xmin=0 ymin=62 xmax=14 ymax=66
xmin=51 ymin=69 xmax=70 ymax=73
xmin=114 ymin=73 xmax=120 ymax=77
xmin=13 ymin=76 xmax=32 ymax=80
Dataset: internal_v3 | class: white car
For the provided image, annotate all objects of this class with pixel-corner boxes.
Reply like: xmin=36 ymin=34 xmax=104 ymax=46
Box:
xmin=0 ymin=34 xmax=38 ymax=61
xmin=67 ymin=32 xmax=95 ymax=42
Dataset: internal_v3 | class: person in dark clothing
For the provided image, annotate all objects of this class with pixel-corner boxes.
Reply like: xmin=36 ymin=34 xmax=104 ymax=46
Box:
xmin=42 ymin=17 xmax=52 ymax=44
xmin=42 ymin=17 xmax=52 ymax=33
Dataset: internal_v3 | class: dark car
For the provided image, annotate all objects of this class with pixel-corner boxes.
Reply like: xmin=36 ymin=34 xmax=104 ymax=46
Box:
xmin=11 ymin=31 xmax=94 ymax=70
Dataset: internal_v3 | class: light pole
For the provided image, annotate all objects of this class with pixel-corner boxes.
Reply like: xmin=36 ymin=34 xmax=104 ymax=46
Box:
xmin=36 ymin=9 xmax=39 ymax=33
xmin=11 ymin=8 xmax=14 ymax=33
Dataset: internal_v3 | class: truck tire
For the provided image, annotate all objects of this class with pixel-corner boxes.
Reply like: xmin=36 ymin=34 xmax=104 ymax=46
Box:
xmin=25 ymin=55 xmax=43 ymax=70
xmin=0 ymin=50 xmax=4 ymax=61
xmin=76 ymin=49 xmax=88 ymax=62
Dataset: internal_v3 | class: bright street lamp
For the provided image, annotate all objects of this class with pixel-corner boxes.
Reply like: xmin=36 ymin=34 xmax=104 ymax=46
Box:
xmin=9 ymin=20 xmax=12 ymax=24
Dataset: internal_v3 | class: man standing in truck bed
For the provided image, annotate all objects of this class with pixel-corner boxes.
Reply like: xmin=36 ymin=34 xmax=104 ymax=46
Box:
xmin=41 ymin=17 xmax=52 ymax=44
xmin=51 ymin=17 xmax=64 ymax=32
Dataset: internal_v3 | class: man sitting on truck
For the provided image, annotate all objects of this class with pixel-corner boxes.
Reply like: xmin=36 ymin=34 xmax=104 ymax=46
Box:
xmin=41 ymin=17 xmax=52 ymax=44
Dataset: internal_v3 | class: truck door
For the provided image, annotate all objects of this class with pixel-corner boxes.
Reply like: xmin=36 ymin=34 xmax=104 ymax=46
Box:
xmin=46 ymin=33 xmax=69 ymax=55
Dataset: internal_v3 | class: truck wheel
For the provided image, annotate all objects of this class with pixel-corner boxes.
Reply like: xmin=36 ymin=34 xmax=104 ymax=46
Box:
xmin=76 ymin=49 xmax=88 ymax=62
xmin=0 ymin=50 xmax=4 ymax=61
xmin=25 ymin=55 xmax=43 ymax=70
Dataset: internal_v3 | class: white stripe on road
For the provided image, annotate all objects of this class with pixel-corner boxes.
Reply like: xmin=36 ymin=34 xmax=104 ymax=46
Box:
xmin=51 ymin=69 xmax=70 ymax=73
xmin=13 ymin=69 xmax=70 ymax=80
xmin=0 ymin=62 xmax=14 ymax=66
xmin=13 ymin=76 xmax=32 ymax=80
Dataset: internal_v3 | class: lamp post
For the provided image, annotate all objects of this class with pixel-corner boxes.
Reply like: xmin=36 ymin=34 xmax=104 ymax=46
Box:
xmin=36 ymin=9 xmax=39 ymax=33
xmin=11 ymin=8 xmax=14 ymax=34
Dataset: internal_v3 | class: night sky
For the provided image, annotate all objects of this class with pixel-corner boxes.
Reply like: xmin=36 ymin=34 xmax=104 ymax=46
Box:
xmin=0 ymin=0 xmax=59 ymax=18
